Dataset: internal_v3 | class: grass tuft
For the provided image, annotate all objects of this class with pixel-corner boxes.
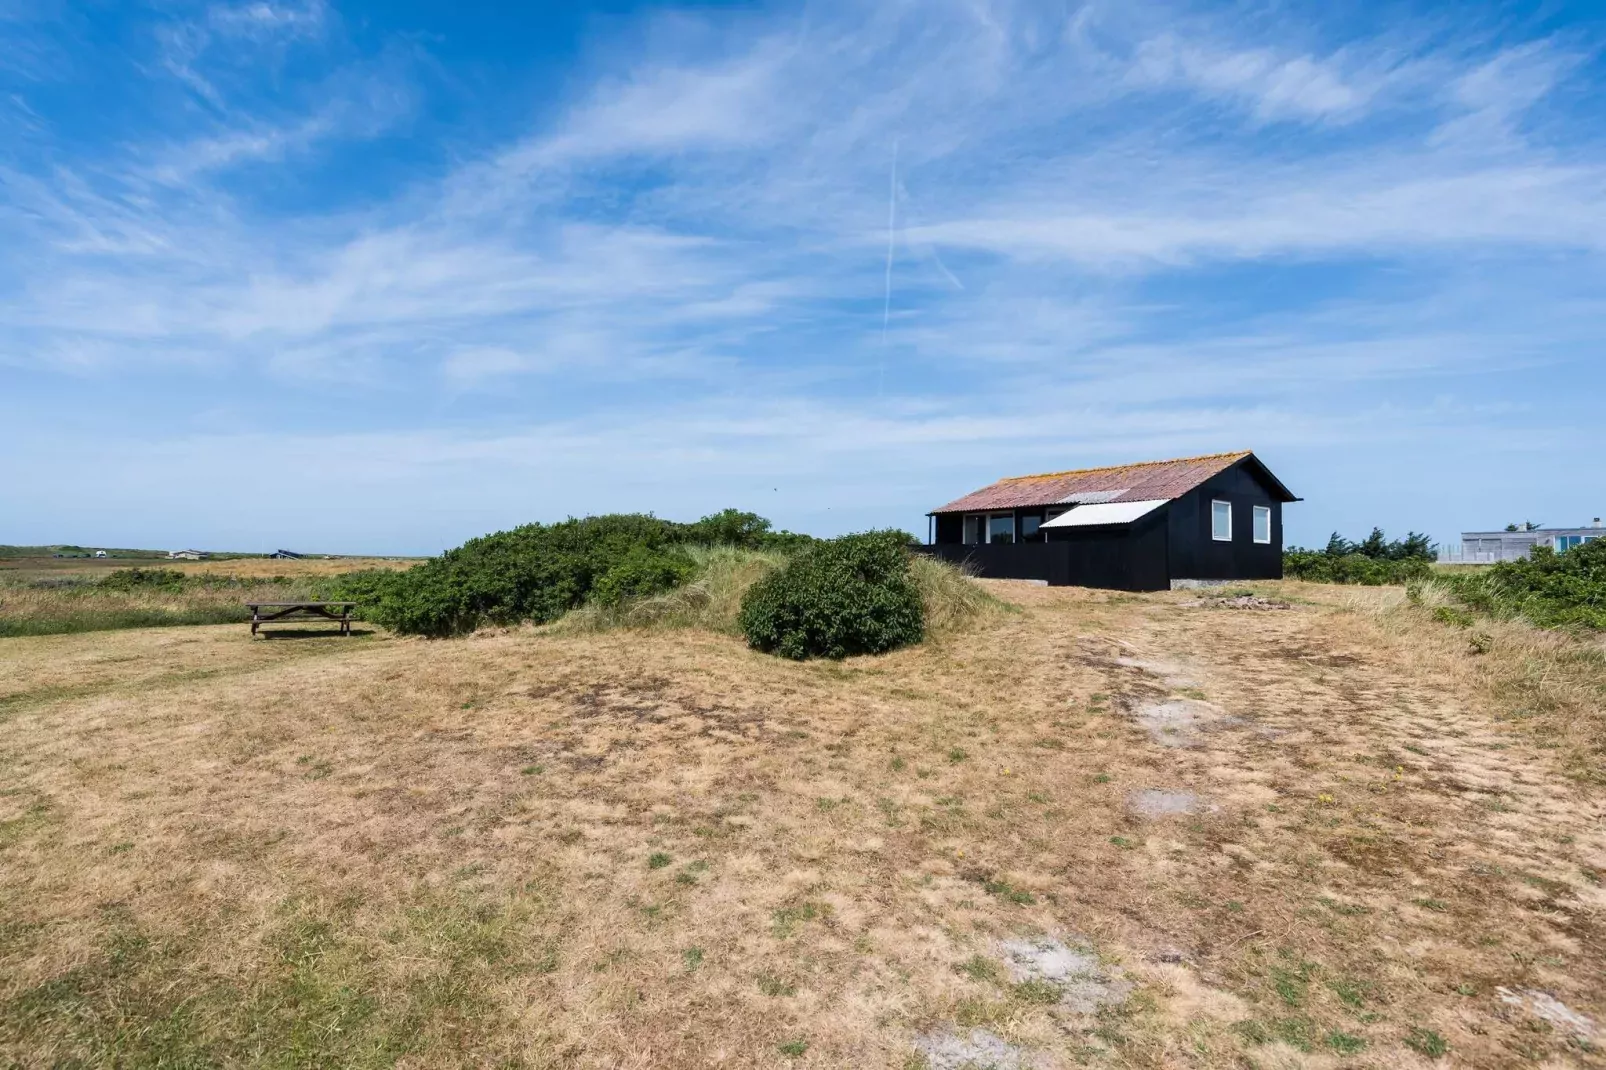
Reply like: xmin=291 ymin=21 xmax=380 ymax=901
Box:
xmin=1405 ymin=1027 xmax=1449 ymax=1058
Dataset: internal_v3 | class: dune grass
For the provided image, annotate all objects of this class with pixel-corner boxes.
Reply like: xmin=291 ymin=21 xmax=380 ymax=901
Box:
xmin=557 ymin=545 xmax=1010 ymax=645
xmin=907 ymin=552 xmax=1016 ymax=641
xmin=1375 ymin=579 xmax=1606 ymax=783
xmin=554 ymin=545 xmax=790 ymax=634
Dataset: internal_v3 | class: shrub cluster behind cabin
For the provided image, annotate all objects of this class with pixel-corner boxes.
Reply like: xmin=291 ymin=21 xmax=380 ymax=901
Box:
xmin=1283 ymin=527 xmax=1435 ymax=586
xmin=1438 ymin=539 xmax=1606 ymax=631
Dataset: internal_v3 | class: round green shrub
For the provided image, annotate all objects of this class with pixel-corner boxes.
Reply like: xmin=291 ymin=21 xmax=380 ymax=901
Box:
xmin=738 ymin=531 xmax=923 ymax=659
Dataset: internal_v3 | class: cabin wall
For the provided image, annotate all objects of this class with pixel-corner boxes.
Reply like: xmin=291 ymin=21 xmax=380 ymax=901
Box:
xmin=1166 ymin=465 xmax=1283 ymax=582
xmin=918 ymin=543 xmax=1072 ymax=585
xmin=921 ymin=511 xmax=1170 ymax=591
xmin=1043 ymin=510 xmax=1169 ymax=591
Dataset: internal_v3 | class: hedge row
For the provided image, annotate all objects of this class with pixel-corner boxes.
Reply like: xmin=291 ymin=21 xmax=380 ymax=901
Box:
xmin=1283 ymin=527 xmax=1436 ymax=586
xmin=321 ymin=511 xmax=808 ymax=638
xmin=1282 ymin=552 xmax=1432 ymax=586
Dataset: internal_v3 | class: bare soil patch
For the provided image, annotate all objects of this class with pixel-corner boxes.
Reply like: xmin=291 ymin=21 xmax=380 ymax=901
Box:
xmin=1180 ymin=593 xmax=1293 ymax=611
xmin=1126 ymin=788 xmax=1213 ymax=818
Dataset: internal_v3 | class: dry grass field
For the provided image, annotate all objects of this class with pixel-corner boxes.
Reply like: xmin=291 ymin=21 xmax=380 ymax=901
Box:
xmin=2 ymin=578 xmax=1603 ymax=1068
xmin=0 ymin=556 xmax=412 ymax=582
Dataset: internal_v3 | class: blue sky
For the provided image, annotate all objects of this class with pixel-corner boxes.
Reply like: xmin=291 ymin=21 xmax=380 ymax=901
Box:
xmin=3 ymin=0 xmax=1603 ymax=554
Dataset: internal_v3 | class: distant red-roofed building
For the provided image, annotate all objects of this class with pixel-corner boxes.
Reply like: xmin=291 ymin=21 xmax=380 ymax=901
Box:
xmin=924 ymin=451 xmax=1299 ymax=591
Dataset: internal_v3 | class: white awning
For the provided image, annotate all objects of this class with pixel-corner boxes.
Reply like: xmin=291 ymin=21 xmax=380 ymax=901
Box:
xmin=1053 ymin=489 xmax=1127 ymax=505
xmin=1039 ymin=499 xmax=1168 ymax=528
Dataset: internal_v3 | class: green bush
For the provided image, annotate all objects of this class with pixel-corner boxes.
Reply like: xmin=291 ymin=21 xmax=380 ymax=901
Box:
xmin=681 ymin=509 xmax=814 ymax=551
xmin=333 ymin=510 xmax=809 ymax=638
xmin=1440 ymin=540 xmax=1606 ymax=630
xmin=738 ymin=531 xmax=924 ymax=660
xmin=1285 ymin=526 xmax=1436 ymax=585
xmin=1283 ymin=552 xmax=1432 ymax=586
xmin=591 ymin=545 xmax=696 ymax=606
xmin=99 ymin=568 xmax=188 ymax=591
xmin=316 ymin=569 xmax=407 ymax=622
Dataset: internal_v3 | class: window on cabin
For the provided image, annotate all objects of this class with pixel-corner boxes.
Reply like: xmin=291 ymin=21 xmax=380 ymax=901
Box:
xmin=963 ymin=515 xmax=983 ymax=545
xmin=1252 ymin=505 xmax=1271 ymax=544
xmin=1020 ymin=515 xmax=1042 ymax=541
xmin=988 ymin=515 xmax=1015 ymax=544
xmin=1212 ymin=500 xmax=1232 ymax=541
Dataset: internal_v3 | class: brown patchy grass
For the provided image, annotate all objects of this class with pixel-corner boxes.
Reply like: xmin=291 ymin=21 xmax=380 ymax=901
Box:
xmin=167 ymin=556 xmax=417 ymax=579
xmin=1 ymin=581 xmax=1603 ymax=1068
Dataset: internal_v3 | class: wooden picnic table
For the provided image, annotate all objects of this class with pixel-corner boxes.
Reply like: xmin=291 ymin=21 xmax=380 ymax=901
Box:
xmin=245 ymin=601 xmax=357 ymax=637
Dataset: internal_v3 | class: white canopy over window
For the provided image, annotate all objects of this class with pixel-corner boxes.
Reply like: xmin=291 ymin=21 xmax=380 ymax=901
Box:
xmin=1038 ymin=499 xmax=1168 ymax=529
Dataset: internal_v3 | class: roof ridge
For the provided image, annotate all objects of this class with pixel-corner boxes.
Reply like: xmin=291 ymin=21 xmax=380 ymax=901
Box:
xmin=997 ymin=450 xmax=1252 ymax=485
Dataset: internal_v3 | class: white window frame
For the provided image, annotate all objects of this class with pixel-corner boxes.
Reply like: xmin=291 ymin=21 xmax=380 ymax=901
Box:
xmin=1211 ymin=499 xmax=1233 ymax=542
xmin=1252 ymin=505 xmax=1272 ymax=544
xmin=986 ymin=513 xmax=1016 ymax=544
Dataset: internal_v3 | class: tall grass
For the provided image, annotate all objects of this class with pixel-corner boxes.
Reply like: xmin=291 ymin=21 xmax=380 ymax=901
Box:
xmin=1357 ymin=580 xmax=1606 ymax=784
xmin=908 ymin=553 xmax=1014 ymax=640
xmin=556 ymin=546 xmax=789 ymax=634
xmin=557 ymin=545 xmax=1011 ymax=644
xmin=0 ymin=572 xmax=323 ymax=638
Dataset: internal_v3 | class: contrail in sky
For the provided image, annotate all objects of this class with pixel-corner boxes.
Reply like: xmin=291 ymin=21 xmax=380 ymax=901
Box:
xmin=879 ymin=139 xmax=898 ymax=396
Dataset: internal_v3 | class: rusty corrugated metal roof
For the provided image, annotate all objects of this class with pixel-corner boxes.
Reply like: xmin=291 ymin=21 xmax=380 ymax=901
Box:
xmin=931 ymin=450 xmax=1254 ymax=514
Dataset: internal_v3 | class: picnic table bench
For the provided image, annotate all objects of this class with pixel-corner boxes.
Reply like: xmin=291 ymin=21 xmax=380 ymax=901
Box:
xmin=245 ymin=601 xmax=357 ymax=637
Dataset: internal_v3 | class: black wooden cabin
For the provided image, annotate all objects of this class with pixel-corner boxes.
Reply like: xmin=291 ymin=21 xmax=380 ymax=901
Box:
xmin=922 ymin=451 xmax=1298 ymax=591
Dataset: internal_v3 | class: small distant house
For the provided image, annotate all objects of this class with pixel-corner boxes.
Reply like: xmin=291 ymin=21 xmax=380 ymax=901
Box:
xmin=268 ymin=549 xmax=304 ymax=560
xmin=1449 ymin=520 xmax=1603 ymax=563
xmin=168 ymin=549 xmax=209 ymax=560
xmin=923 ymin=450 xmax=1299 ymax=591
xmin=93 ymin=550 xmax=108 ymax=558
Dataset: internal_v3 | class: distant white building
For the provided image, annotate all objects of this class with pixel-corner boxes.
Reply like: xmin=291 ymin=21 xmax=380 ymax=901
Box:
xmin=167 ymin=549 xmax=209 ymax=560
xmin=1442 ymin=519 xmax=1603 ymax=563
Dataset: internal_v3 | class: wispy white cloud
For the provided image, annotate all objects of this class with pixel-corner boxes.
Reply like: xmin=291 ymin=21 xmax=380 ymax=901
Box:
xmin=206 ymin=0 xmax=328 ymax=42
xmin=1126 ymin=35 xmax=1383 ymax=122
xmin=902 ymin=163 xmax=1606 ymax=267
xmin=1433 ymin=41 xmax=1586 ymax=148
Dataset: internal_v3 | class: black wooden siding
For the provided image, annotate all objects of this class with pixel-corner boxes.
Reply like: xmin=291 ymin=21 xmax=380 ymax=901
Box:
xmin=1165 ymin=468 xmax=1282 ymax=582
xmin=925 ymin=456 xmax=1287 ymax=589
xmin=1041 ymin=509 xmax=1171 ymax=590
